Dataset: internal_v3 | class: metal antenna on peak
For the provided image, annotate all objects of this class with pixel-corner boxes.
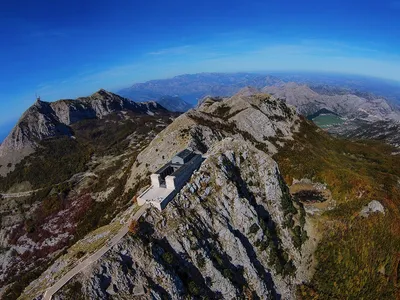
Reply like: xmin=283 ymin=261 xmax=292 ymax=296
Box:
xmin=35 ymin=93 xmax=41 ymax=102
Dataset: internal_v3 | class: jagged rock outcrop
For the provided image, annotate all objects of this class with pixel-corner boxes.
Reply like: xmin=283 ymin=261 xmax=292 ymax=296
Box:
xmin=328 ymin=119 xmax=400 ymax=148
xmin=0 ymin=90 xmax=168 ymax=176
xmin=12 ymin=82 xmax=400 ymax=299
xmin=126 ymin=92 xmax=299 ymax=189
xmin=53 ymin=138 xmax=312 ymax=300
xmin=263 ymin=82 xmax=400 ymax=121
xmin=360 ymin=200 xmax=385 ymax=217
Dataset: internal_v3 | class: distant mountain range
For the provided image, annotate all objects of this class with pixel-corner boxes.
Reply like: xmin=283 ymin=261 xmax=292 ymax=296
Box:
xmin=119 ymin=72 xmax=400 ymax=107
xmin=118 ymin=72 xmax=284 ymax=104
xmin=118 ymin=72 xmax=400 ymax=148
xmin=156 ymin=95 xmax=193 ymax=112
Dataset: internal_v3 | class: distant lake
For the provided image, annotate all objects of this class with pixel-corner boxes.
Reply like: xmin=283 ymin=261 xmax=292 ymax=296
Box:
xmin=312 ymin=114 xmax=344 ymax=128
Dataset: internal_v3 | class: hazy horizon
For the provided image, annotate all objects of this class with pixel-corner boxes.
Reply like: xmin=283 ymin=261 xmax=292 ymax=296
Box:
xmin=1 ymin=69 xmax=400 ymax=144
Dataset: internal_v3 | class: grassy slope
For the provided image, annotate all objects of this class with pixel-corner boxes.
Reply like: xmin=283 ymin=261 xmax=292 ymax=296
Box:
xmin=273 ymin=117 xmax=400 ymax=299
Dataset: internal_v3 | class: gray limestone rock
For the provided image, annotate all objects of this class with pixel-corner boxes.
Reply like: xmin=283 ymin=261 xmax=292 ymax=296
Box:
xmin=360 ymin=200 xmax=385 ymax=217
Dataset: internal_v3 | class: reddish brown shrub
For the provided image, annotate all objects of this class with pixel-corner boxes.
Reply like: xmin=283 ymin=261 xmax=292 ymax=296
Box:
xmin=128 ymin=220 xmax=139 ymax=234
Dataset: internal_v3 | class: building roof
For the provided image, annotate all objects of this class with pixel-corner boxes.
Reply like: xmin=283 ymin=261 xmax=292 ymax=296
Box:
xmin=155 ymin=162 xmax=173 ymax=174
xmin=174 ymin=149 xmax=193 ymax=160
xmin=171 ymin=154 xmax=202 ymax=177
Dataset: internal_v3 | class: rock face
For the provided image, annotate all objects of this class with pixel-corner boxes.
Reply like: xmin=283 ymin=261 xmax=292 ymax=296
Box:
xmin=0 ymin=100 xmax=72 ymax=167
xmin=25 ymin=92 xmax=314 ymax=300
xmin=0 ymin=90 xmax=168 ymax=176
xmin=126 ymin=92 xmax=299 ymax=188
xmin=328 ymin=119 xmax=400 ymax=149
xmin=360 ymin=200 xmax=385 ymax=217
xmin=263 ymin=82 xmax=400 ymax=121
xmin=54 ymin=139 xmax=311 ymax=300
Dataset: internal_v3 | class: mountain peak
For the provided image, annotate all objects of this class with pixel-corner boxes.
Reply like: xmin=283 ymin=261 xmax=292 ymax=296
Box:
xmin=90 ymin=89 xmax=116 ymax=99
xmin=0 ymin=90 xmax=172 ymax=176
xmin=235 ymin=86 xmax=261 ymax=97
xmin=33 ymin=96 xmax=48 ymax=107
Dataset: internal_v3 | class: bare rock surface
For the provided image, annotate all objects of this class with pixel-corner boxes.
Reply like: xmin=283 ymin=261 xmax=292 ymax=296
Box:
xmin=21 ymin=92 xmax=312 ymax=299
xmin=360 ymin=200 xmax=385 ymax=217
xmin=0 ymin=90 xmax=168 ymax=176
xmin=126 ymin=92 xmax=299 ymax=190
xmin=263 ymin=82 xmax=400 ymax=121
xmin=54 ymin=138 xmax=313 ymax=299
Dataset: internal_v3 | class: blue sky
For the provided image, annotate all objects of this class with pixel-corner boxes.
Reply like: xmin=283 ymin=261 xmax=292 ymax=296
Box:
xmin=0 ymin=0 xmax=400 ymax=138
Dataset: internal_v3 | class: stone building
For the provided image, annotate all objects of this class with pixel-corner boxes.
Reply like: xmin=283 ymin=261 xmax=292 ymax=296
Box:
xmin=137 ymin=149 xmax=203 ymax=210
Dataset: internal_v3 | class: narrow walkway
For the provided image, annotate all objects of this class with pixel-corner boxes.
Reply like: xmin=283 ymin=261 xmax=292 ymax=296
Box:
xmin=43 ymin=204 xmax=149 ymax=300
xmin=0 ymin=189 xmax=42 ymax=198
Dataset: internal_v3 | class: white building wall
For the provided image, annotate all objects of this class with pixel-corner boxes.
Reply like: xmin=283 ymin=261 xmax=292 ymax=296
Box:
xmin=151 ymin=174 xmax=161 ymax=187
xmin=165 ymin=176 xmax=176 ymax=190
xmin=137 ymin=154 xmax=203 ymax=211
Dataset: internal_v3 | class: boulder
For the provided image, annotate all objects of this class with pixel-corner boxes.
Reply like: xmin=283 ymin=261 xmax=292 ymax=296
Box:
xmin=360 ymin=200 xmax=385 ymax=217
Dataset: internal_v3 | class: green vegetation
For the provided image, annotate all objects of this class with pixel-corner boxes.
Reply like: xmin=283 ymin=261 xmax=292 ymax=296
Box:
xmin=61 ymin=281 xmax=85 ymax=300
xmin=162 ymin=252 xmax=174 ymax=264
xmin=0 ymin=137 xmax=91 ymax=191
xmin=274 ymin=117 xmax=400 ymax=299
xmin=249 ymin=223 xmax=260 ymax=235
xmin=196 ymin=253 xmax=206 ymax=269
xmin=2 ymin=264 xmax=50 ymax=300
xmin=188 ymin=281 xmax=200 ymax=296
xmin=213 ymin=103 xmax=231 ymax=118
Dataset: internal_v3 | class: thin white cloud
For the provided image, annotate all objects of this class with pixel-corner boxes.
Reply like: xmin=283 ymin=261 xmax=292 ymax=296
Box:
xmin=301 ymin=39 xmax=379 ymax=53
xmin=147 ymin=45 xmax=192 ymax=56
xmin=27 ymin=38 xmax=400 ymax=104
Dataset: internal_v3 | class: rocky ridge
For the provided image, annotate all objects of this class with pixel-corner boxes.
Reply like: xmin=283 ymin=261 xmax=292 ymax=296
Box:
xmin=22 ymin=91 xmax=315 ymax=299
xmin=263 ymin=82 xmax=400 ymax=121
xmin=53 ymin=139 xmax=312 ymax=299
xmin=126 ymin=91 xmax=299 ymax=187
xmin=0 ymin=90 xmax=167 ymax=176
xmin=328 ymin=119 xmax=400 ymax=148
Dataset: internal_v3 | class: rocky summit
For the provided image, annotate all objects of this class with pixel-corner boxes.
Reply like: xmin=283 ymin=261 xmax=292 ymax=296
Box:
xmin=0 ymin=90 xmax=167 ymax=176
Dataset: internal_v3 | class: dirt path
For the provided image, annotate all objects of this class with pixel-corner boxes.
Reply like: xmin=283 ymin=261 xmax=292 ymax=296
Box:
xmin=0 ymin=189 xmax=42 ymax=198
xmin=42 ymin=204 xmax=149 ymax=300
